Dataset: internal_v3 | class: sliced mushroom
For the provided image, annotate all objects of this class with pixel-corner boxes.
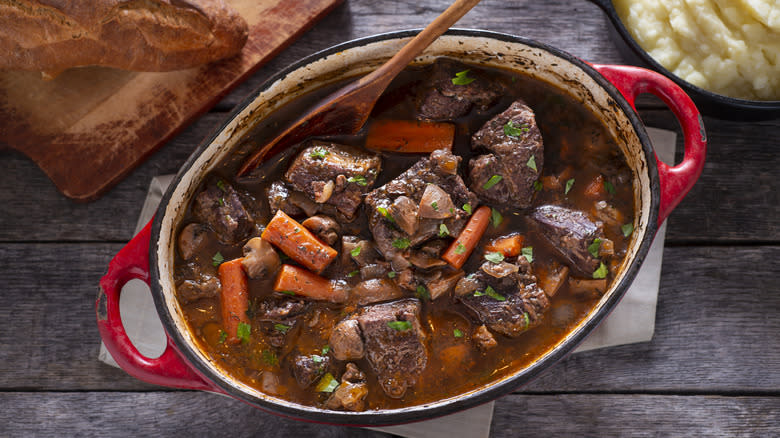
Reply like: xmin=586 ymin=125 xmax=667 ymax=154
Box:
xmin=481 ymin=261 xmax=520 ymax=279
xmin=241 ymin=237 xmax=281 ymax=279
xmin=569 ymin=277 xmax=608 ymax=299
xmin=418 ymin=184 xmax=455 ymax=219
xmin=408 ymin=251 xmax=448 ymax=269
xmin=342 ymin=237 xmax=380 ymax=267
xmin=424 ymin=269 xmax=464 ymax=300
xmin=454 ymin=274 xmax=482 ymax=297
xmin=352 ymin=278 xmax=404 ymax=305
xmin=390 ymin=195 xmax=419 ymax=236
xmin=302 ymin=215 xmax=341 ymax=246
xmin=177 ymin=223 xmax=209 ymax=261
xmin=312 ymin=180 xmax=335 ymax=203
xmin=329 ymin=319 xmax=365 ymax=361
xmin=473 ymin=325 xmax=498 ymax=351
xmin=537 ymin=261 xmax=569 ymax=298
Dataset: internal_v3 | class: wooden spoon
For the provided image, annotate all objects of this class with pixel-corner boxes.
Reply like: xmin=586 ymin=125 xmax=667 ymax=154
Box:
xmin=237 ymin=0 xmax=481 ymax=176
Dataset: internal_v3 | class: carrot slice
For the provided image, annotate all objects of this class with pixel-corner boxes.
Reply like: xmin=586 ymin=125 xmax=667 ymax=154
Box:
xmin=273 ymin=264 xmax=347 ymax=303
xmin=365 ymin=119 xmax=455 ymax=153
xmin=218 ymin=258 xmax=249 ymax=345
xmin=442 ymin=206 xmax=491 ymax=269
xmin=485 ymin=234 xmax=525 ymax=257
xmin=261 ymin=210 xmax=337 ymax=274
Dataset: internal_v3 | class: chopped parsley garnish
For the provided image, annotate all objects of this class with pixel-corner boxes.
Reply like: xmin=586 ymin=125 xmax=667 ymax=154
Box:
xmin=237 ymin=322 xmax=251 ymax=343
xmin=453 ymin=329 xmax=464 ymax=338
xmin=463 ymin=203 xmax=473 ymax=215
xmin=565 ymin=178 xmax=575 ymax=194
xmin=475 ymin=285 xmax=506 ymax=301
xmin=392 ymin=238 xmax=410 ymax=249
xmin=217 ymin=330 xmax=227 ymax=344
xmin=521 ymin=246 xmax=534 ymax=263
xmin=216 ymin=180 xmax=227 ymax=192
xmin=416 ymin=285 xmax=430 ymax=300
xmin=347 ymin=175 xmax=367 ymax=186
xmin=279 ymin=290 xmax=296 ymax=296
xmin=377 ymin=206 xmax=395 ymax=223
xmin=387 ymin=320 xmax=412 ymax=331
xmin=310 ymin=354 xmax=325 ymax=364
xmin=274 ymin=323 xmax=291 ymax=334
xmin=604 ymin=180 xmax=616 ymax=195
xmin=211 ymin=252 xmax=224 ymax=267
xmin=522 ymin=312 xmax=530 ymax=329
xmin=503 ymin=120 xmax=529 ymax=138
xmin=262 ymin=349 xmax=278 ymax=366
xmin=218 ymin=197 xmax=224 ymax=207
xmin=350 ymin=245 xmax=362 ymax=257
xmin=485 ymin=251 xmax=505 ymax=264
xmin=593 ymin=262 xmax=608 ymax=279
xmin=321 ymin=345 xmax=330 ymax=355
xmin=315 ymin=373 xmax=339 ymax=392
xmin=534 ymin=180 xmax=543 ymax=191
xmin=455 ymin=243 xmax=467 ymax=255
xmin=491 ymin=208 xmax=503 ymax=228
xmin=309 ymin=146 xmax=330 ymax=159
xmin=431 ymin=201 xmax=439 ymax=211
xmin=439 ymin=223 xmax=450 ymax=237
xmin=347 ymin=270 xmax=360 ymax=278
xmin=451 ymin=69 xmax=476 ymax=85
xmin=293 ymin=227 xmax=300 ymax=233
xmin=483 ymin=174 xmax=503 ymax=190
xmin=526 ymin=155 xmax=538 ymax=172
xmin=588 ymin=238 xmax=602 ymax=259
xmin=387 ymin=271 xmax=397 ymax=279
xmin=622 ymin=223 xmax=634 ymax=237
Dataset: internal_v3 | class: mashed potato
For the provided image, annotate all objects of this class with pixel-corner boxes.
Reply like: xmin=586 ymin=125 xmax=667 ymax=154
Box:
xmin=613 ymin=0 xmax=779 ymax=100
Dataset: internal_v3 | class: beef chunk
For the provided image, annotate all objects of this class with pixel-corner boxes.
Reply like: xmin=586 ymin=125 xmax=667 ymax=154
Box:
xmin=341 ymin=363 xmax=366 ymax=383
xmin=473 ymin=325 xmax=497 ymax=351
xmin=255 ymin=297 xmax=308 ymax=322
xmin=469 ymin=100 xmax=544 ymax=207
xmin=291 ymin=354 xmax=330 ymax=388
xmin=527 ymin=205 xmax=602 ymax=276
xmin=416 ymin=58 xmax=503 ymax=120
xmin=176 ymin=276 xmax=220 ymax=304
xmin=192 ymin=179 xmax=254 ymax=244
xmin=325 ymin=381 xmax=369 ymax=411
xmin=177 ymin=223 xmax=210 ymax=261
xmin=329 ymin=319 xmax=365 ymax=361
xmin=285 ymin=141 xmax=382 ymax=220
xmin=266 ymin=181 xmax=319 ymax=218
xmin=456 ymin=259 xmax=549 ymax=337
xmin=354 ymin=299 xmax=427 ymax=398
xmin=365 ymin=149 xmax=478 ymax=269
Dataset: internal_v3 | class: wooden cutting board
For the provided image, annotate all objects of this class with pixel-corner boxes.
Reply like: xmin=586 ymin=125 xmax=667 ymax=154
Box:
xmin=0 ymin=0 xmax=342 ymax=201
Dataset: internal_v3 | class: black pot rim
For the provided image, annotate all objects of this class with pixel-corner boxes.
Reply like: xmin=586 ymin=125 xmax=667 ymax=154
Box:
xmin=588 ymin=0 xmax=780 ymax=121
xmin=150 ymin=28 xmax=661 ymax=426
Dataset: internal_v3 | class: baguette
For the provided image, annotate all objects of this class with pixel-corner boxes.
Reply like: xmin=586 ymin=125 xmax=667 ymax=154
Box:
xmin=0 ymin=0 xmax=248 ymax=75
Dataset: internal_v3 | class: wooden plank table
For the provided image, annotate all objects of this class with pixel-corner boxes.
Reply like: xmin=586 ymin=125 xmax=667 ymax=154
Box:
xmin=1 ymin=1 xmax=778 ymax=436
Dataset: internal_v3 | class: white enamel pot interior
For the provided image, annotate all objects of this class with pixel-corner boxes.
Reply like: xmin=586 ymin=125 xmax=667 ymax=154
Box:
xmin=150 ymin=29 xmax=660 ymax=425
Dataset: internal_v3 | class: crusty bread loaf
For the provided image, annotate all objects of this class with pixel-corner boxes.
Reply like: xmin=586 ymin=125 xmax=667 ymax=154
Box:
xmin=0 ymin=0 xmax=248 ymax=74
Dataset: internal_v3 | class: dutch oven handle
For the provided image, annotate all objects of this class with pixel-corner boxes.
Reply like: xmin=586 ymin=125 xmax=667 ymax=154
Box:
xmin=593 ymin=64 xmax=707 ymax=226
xmin=96 ymin=220 xmax=216 ymax=391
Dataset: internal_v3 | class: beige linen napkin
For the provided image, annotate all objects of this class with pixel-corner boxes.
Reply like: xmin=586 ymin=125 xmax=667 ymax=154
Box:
xmin=99 ymin=127 xmax=676 ymax=438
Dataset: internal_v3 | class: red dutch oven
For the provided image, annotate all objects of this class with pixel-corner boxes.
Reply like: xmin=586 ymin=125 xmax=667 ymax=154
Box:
xmin=97 ymin=30 xmax=706 ymax=426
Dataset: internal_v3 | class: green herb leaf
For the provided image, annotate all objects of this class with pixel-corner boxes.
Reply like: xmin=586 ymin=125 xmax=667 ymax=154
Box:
xmin=237 ymin=322 xmax=251 ymax=343
xmin=451 ymin=69 xmax=476 ymax=85
xmin=455 ymin=243 xmax=466 ymax=255
xmin=216 ymin=180 xmax=227 ymax=192
xmin=485 ymin=251 xmax=505 ymax=264
xmin=212 ymin=252 xmax=224 ymax=267
xmin=274 ymin=323 xmax=291 ymax=334
xmin=279 ymin=290 xmax=296 ymax=296
xmin=431 ymin=201 xmax=439 ymax=211
xmin=526 ymin=156 xmax=537 ymax=172
xmin=416 ymin=285 xmax=430 ymax=300
xmin=377 ymin=206 xmax=395 ymax=223
xmin=350 ymin=245 xmax=361 ymax=257
xmin=439 ymin=223 xmax=450 ymax=237
xmin=347 ymin=270 xmax=360 ymax=278
xmin=521 ymin=246 xmax=534 ymax=263
xmin=453 ymin=329 xmax=464 ymax=338
xmin=310 ymin=354 xmax=324 ymax=364
xmin=483 ymin=175 xmax=503 ymax=190
xmin=218 ymin=197 xmax=224 ymax=206
xmin=485 ymin=285 xmax=506 ymax=301
xmin=522 ymin=312 xmax=530 ymax=329
xmin=392 ymin=238 xmax=410 ymax=249
xmin=262 ymin=349 xmax=278 ymax=366
xmin=503 ymin=120 xmax=528 ymax=138
xmin=622 ymin=223 xmax=634 ymax=237
xmin=491 ymin=208 xmax=503 ymax=228
xmin=387 ymin=320 xmax=412 ymax=331
xmin=463 ymin=203 xmax=473 ymax=215
xmin=534 ymin=180 xmax=543 ymax=191
xmin=293 ymin=227 xmax=300 ymax=233
xmin=321 ymin=345 xmax=330 ymax=355
xmin=309 ymin=146 xmax=330 ymax=159
xmin=315 ymin=372 xmax=340 ymax=392
xmin=588 ymin=238 xmax=602 ymax=259
xmin=348 ymin=175 xmax=367 ymax=186
xmin=387 ymin=271 xmax=397 ymax=279
xmin=218 ymin=330 xmax=227 ymax=344
xmin=604 ymin=180 xmax=616 ymax=195
xmin=593 ymin=262 xmax=608 ymax=279
xmin=565 ymin=178 xmax=575 ymax=194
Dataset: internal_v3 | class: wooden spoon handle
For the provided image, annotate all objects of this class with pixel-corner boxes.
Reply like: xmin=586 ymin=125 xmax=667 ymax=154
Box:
xmin=356 ymin=0 xmax=481 ymax=89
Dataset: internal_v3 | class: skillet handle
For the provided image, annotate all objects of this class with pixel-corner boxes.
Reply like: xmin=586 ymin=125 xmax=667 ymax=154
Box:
xmin=96 ymin=219 xmax=215 ymax=391
xmin=593 ymin=64 xmax=707 ymax=226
